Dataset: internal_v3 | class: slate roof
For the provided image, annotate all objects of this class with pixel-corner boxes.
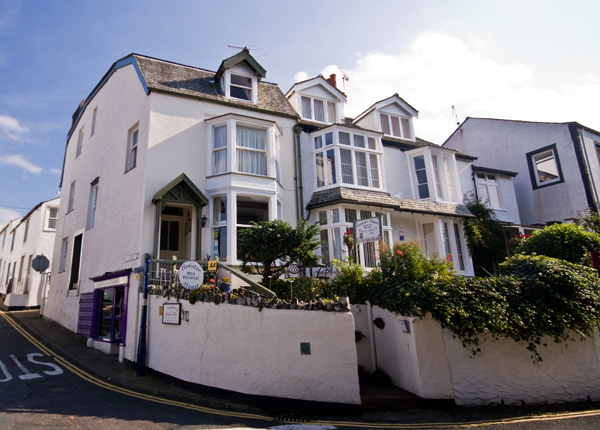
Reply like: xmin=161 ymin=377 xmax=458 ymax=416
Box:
xmin=134 ymin=55 xmax=298 ymax=118
xmin=306 ymin=187 xmax=473 ymax=218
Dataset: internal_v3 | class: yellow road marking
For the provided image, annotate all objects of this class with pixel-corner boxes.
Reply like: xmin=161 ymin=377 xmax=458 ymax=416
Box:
xmin=3 ymin=310 xmax=600 ymax=429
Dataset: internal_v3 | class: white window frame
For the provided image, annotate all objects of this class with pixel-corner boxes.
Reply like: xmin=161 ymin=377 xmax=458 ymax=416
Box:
xmin=59 ymin=238 xmax=68 ymax=272
xmin=23 ymin=218 xmax=29 ymax=244
xmin=87 ymin=180 xmax=99 ymax=230
xmin=67 ymin=181 xmax=76 ymax=212
xmin=90 ymin=107 xmax=97 ymax=137
xmin=312 ymin=128 xmax=383 ymax=192
xmin=476 ymin=173 xmax=502 ymax=209
xmin=76 ymin=127 xmax=84 ymax=158
xmin=230 ymin=73 xmax=253 ymax=102
xmin=417 ymin=218 xmax=471 ymax=275
xmin=207 ymin=115 xmax=278 ymax=178
xmin=126 ymin=126 xmax=139 ymax=172
xmin=222 ymin=70 xmax=258 ymax=104
xmin=379 ymin=112 xmax=412 ymax=140
xmin=300 ymin=95 xmax=337 ymax=124
xmin=45 ymin=207 xmax=58 ymax=231
xmin=408 ymin=148 xmax=459 ymax=202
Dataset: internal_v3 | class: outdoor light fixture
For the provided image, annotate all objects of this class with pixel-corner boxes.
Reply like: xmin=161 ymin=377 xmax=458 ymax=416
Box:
xmin=201 ymin=215 xmax=208 ymax=227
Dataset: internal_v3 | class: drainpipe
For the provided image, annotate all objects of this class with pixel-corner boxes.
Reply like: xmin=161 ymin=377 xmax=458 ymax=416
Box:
xmin=135 ymin=255 xmax=151 ymax=376
xmin=293 ymin=125 xmax=305 ymax=223
xmin=366 ymin=300 xmax=378 ymax=372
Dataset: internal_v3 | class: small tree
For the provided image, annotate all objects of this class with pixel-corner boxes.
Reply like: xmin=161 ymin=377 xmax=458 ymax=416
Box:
xmin=463 ymin=199 xmax=506 ymax=276
xmin=237 ymin=219 xmax=322 ymax=284
xmin=577 ymin=207 xmax=600 ymax=234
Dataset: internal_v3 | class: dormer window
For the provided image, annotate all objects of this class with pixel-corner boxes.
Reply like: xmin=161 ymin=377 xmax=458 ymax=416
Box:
xmin=301 ymin=96 xmax=337 ymax=123
xmin=230 ymin=74 xmax=253 ymax=101
xmin=380 ymin=113 xmax=412 ymax=139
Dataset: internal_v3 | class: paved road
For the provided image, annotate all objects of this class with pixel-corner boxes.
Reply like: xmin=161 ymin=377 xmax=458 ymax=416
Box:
xmin=2 ymin=312 xmax=600 ymax=430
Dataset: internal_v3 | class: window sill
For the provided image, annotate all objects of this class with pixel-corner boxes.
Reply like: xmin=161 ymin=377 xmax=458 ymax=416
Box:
xmin=124 ymin=165 xmax=137 ymax=175
xmin=531 ymin=178 xmax=564 ymax=190
xmin=66 ymin=209 xmax=74 ymax=215
xmin=208 ymin=172 xmax=276 ymax=180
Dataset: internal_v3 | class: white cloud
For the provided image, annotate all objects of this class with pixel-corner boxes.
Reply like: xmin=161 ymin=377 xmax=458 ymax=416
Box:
xmin=0 ymin=114 xmax=29 ymax=141
xmin=49 ymin=168 xmax=61 ymax=175
xmin=333 ymin=30 xmax=600 ymax=143
xmin=0 ymin=154 xmax=43 ymax=174
xmin=0 ymin=207 xmax=21 ymax=227
xmin=294 ymin=71 xmax=309 ymax=82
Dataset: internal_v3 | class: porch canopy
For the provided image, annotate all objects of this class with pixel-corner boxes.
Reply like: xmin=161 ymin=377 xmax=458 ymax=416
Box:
xmin=152 ymin=173 xmax=209 ymax=260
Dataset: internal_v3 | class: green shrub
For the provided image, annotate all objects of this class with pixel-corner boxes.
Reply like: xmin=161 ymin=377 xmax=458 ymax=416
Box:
xmin=515 ymin=223 xmax=600 ymax=265
xmin=367 ymin=253 xmax=600 ymax=362
xmin=379 ymin=239 xmax=453 ymax=283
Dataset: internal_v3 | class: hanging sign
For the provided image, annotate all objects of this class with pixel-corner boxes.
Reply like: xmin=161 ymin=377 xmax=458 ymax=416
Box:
xmin=178 ymin=261 xmax=203 ymax=289
xmin=354 ymin=217 xmax=382 ymax=244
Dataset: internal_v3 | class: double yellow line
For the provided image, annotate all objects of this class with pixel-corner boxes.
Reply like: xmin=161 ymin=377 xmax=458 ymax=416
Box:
xmin=3 ymin=310 xmax=600 ymax=429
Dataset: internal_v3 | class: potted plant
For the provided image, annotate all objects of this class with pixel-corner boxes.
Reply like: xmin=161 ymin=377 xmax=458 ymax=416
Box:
xmin=219 ymin=277 xmax=232 ymax=293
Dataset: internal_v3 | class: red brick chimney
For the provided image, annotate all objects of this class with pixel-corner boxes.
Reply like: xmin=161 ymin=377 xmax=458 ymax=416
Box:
xmin=327 ymin=74 xmax=337 ymax=89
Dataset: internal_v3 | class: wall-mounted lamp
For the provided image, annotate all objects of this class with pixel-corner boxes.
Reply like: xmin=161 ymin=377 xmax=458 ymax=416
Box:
xmin=201 ymin=215 xmax=208 ymax=227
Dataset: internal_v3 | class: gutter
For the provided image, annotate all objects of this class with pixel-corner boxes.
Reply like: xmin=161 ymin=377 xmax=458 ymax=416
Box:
xmin=293 ymin=125 xmax=305 ymax=223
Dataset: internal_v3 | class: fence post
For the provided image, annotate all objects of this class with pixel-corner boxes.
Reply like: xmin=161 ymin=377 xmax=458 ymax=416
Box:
xmin=135 ymin=255 xmax=151 ymax=377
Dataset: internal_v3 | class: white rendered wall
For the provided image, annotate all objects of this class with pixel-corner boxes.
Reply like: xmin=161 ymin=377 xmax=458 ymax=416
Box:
xmin=45 ymin=63 xmax=150 ymax=333
xmin=351 ymin=304 xmax=373 ymax=372
xmin=384 ymin=145 xmax=416 ymax=199
xmin=147 ymin=297 xmax=361 ymax=404
xmin=370 ymin=307 xmax=454 ymax=400
xmin=444 ymin=120 xmax=588 ymax=225
xmin=443 ymin=329 xmax=600 ymax=406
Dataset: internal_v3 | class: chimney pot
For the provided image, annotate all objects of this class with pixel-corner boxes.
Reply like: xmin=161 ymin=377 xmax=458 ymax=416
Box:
xmin=328 ymin=74 xmax=337 ymax=89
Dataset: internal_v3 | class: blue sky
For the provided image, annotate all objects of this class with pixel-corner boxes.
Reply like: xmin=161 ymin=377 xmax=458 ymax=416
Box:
xmin=1 ymin=0 xmax=599 ymax=225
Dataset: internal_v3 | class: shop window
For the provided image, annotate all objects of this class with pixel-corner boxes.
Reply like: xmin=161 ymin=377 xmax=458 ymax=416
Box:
xmin=97 ymin=287 xmax=126 ymax=343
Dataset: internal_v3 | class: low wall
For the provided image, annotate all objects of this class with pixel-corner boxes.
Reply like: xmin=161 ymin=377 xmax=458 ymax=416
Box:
xmin=362 ymin=307 xmax=600 ymax=406
xmin=147 ymin=296 xmax=361 ymax=405
xmin=443 ymin=329 xmax=600 ymax=406
xmin=4 ymin=293 xmax=29 ymax=309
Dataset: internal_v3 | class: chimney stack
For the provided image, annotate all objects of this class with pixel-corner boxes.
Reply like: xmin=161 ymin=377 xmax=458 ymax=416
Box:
xmin=327 ymin=74 xmax=337 ymax=89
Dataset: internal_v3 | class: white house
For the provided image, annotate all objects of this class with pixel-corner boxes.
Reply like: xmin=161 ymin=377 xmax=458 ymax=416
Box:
xmin=443 ymin=118 xmax=600 ymax=227
xmin=0 ymin=197 xmax=59 ymax=310
xmin=286 ymin=81 xmax=476 ymax=275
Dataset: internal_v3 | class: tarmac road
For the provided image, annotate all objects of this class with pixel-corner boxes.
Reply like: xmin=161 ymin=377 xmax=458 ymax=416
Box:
xmin=2 ymin=310 xmax=600 ymax=430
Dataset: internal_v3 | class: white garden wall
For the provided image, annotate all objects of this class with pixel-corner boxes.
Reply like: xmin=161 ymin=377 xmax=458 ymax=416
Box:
xmin=147 ymin=297 xmax=361 ymax=405
xmin=443 ymin=329 xmax=600 ymax=406
xmin=363 ymin=306 xmax=600 ymax=406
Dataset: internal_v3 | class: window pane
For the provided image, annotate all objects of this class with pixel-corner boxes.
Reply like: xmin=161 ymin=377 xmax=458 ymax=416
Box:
xmin=345 ymin=209 xmax=357 ymax=222
xmin=533 ymin=150 xmax=559 ymax=183
xmin=478 ymin=183 xmax=490 ymax=205
xmin=380 ymin=114 xmax=390 ymax=134
xmin=375 ymin=212 xmax=388 ymax=226
xmin=316 ymin=153 xmax=325 ymax=187
xmin=443 ymin=222 xmax=452 ymax=256
xmin=301 ymin=96 xmax=312 ymax=119
xmin=327 ymin=101 xmax=336 ymax=123
xmin=214 ymin=149 xmax=227 ymax=174
xmin=401 ymin=118 xmax=411 ymax=139
xmin=453 ymin=224 xmax=465 ymax=271
xmin=325 ymin=132 xmax=333 ymax=145
xmin=327 ymin=149 xmax=336 ymax=185
xmin=368 ymin=137 xmax=377 ymax=150
xmin=332 ymin=227 xmax=342 ymax=260
xmin=422 ymin=223 xmax=436 ymax=256
xmin=363 ymin=242 xmax=377 ymax=268
xmin=236 ymin=196 xmax=269 ymax=224
xmin=315 ymin=135 xmax=323 ymax=149
xmin=432 ymin=155 xmax=443 ymax=198
xmin=489 ymin=184 xmax=501 ymax=209
xmin=360 ymin=210 xmax=372 ymax=220
xmin=339 ymin=132 xmax=351 ymax=145
xmin=99 ymin=289 xmax=114 ymax=339
xmin=237 ymin=149 xmax=267 ymax=175
xmin=230 ymin=86 xmax=251 ymax=101
xmin=331 ymin=208 xmax=340 ymax=223
xmin=340 ymin=148 xmax=354 ymax=184
xmin=231 ymin=74 xmax=251 ymax=87
xmin=356 ymin=152 xmax=369 ymax=186
xmin=213 ymin=196 xmax=227 ymax=224
xmin=443 ymin=157 xmax=454 ymax=201
xmin=354 ymin=135 xmax=365 ymax=148
xmin=236 ymin=126 xmax=265 ymax=150
xmin=314 ymin=99 xmax=325 ymax=122
xmin=320 ymin=230 xmax=330 ymax=263
xmin=370 ymin=154 xmax=380 ymax=188
xmin=414 ymin=156 xmax=429 ymax=199
xmin=319 ymin=211 xmax=327 ymax=225
xmin=391 ymin=116 xmax=401 ymax=137
xmin=214 ymin=125 xmax=227 ymax=148
xmin=214 ymin=227 xmax=227 ymax=260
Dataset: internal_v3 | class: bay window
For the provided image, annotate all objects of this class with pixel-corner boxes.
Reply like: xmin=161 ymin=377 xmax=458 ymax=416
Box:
xmin=418 ymin=219 xmax=470 ymax=274
xmin=209 ymin=115 xmax=278 ymax=178
xmin=410 ymin=149 xmax=459 ymax=202
xmin=313 ymin=128 xmax=383 ymax=191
